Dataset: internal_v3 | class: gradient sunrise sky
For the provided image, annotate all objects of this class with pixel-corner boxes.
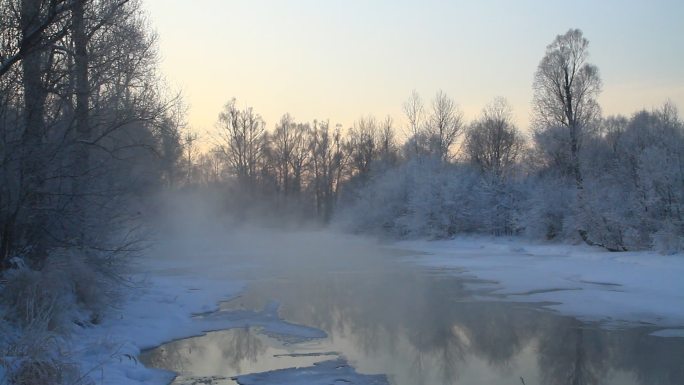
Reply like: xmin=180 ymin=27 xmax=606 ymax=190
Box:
xmin=143 ymin=0 xmax=684 ymax=139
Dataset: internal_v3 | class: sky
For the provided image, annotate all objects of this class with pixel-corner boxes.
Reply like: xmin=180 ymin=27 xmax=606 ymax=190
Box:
xmin=143 ymin=0 xmax=684 ymax=141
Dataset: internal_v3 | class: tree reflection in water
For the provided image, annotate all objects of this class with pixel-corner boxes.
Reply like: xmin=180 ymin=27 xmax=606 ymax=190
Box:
xmin=235 ymin=263 xmax=683 ymax=385
xmin=220 ymin=327 xmax=266 ymax=372
xmin=141 ymin=327 xmax=266 ymax=375
xmin=537 ymin=320 xmax=609 ymax=385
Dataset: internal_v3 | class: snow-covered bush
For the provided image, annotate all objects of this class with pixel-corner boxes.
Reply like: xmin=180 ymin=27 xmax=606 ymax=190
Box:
xmin=336 ymin=158 xmax=524 ymax=239
xmin=652 ymin=220 xmax=683 ymax=254
xmin=0 ymin=250 xmax=123 ymax=384
xmin=517 ymin=175 xmax=573 ymax=240
xmin=574 ymin=105 xmax=684 ymax=251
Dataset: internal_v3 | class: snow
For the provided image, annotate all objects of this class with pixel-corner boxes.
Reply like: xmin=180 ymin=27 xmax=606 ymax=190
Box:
xmin=399 ymin=236 xmax=684 ymax=329
xmin=70 ymin=246 xmax=248 ymax=385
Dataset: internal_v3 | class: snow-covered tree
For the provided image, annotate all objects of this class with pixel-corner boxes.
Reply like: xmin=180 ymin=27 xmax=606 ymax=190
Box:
xmin=426 ymin=90 xmax=464 ymax=163
xmin=465 ymin=97 xmax=525 ymax=178
xmin=532 ymin=28 xmax=601 ymax=186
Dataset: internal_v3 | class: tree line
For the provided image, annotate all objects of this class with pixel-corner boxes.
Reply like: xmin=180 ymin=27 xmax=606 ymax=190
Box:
xmin=183 ymin=29 xmax=682 ymax=253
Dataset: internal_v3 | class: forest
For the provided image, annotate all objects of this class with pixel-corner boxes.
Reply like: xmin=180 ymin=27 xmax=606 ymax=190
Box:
xmin=0 ymin=0 xmax=682 ymax=384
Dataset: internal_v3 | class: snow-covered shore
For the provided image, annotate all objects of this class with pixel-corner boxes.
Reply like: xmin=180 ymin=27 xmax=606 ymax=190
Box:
xmin=72 ymin=248 xmax=246 ymax=385
xmin=400 ymin=236 xmax=684 ymax=332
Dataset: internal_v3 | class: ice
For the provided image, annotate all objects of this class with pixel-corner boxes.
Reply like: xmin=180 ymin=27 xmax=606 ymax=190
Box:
xmin=233 ymin=359 xmax=390 ymax=385
xmin=198 ymin=301 xmax=328 ymax=342
xmin=650 ymin=329 xmax=684 ymax=338
xmin=400 ymin=236 xmax=684 ymax=328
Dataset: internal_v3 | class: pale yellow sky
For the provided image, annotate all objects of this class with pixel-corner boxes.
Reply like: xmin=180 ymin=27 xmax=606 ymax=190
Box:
xmin=144 ymin=1 xmax=684 ymax=141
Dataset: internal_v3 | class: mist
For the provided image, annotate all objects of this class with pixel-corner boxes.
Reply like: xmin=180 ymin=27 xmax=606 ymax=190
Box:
xmin=146 ymin=188 xmax=395 ymax=274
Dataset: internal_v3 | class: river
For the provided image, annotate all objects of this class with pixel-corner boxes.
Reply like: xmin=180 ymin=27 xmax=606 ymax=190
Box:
xmin=140 ymin=237 xmax=684 ymax=385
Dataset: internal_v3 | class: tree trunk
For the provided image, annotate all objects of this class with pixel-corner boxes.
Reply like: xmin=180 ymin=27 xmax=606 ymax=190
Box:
xmin=72 ymin=0 xmax=91 ymax=247
xmin=20 ymin=0 xmax=49 ymax=268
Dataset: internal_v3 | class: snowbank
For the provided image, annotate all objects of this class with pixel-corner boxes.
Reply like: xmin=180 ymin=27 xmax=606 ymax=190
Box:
xmin=400 ymin=237 xmax=684 ymax=329
xmin=71 ymin=250 xmax=246 ymax=385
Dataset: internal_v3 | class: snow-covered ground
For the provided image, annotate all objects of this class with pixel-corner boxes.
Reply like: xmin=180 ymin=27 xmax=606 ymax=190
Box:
xmin=399 ymin=236 xmax=684 ymax=334
xmin=72 ymin=247 xmax=246 ymax=385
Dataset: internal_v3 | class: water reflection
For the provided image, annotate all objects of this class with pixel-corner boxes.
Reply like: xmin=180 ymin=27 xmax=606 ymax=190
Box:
xmin=140 ymin=327 xmax=338 ymax=384
xmin=144 ymin=255 xmax=684 ymax=385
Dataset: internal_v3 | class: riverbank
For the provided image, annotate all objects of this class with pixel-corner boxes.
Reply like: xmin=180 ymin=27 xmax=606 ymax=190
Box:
xmin=72 ymin=247 xmax=246 ymax=385
xmin=400 ymin=236 xmax=684 ymax=332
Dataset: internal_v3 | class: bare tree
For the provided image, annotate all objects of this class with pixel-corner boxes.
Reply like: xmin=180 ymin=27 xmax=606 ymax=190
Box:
xmin=195 ymin=147 xmax=225 ymax=186
xmin=0 ymin=0 xmax=72 ymax=79
xmin=532 ymin=28 xmax=601 ymax=186
xmin=288 ymin=122 xmax=310 ymax=197
xmin=465 ymin=97 xmax=525 ymax=177
xmin=216 ymin=98 xmax=266 ymax=190
xmin=0 ymin=0 xmax=180 ymax=268
xmin=377 ymin=115 xmax=399 ymax=168
xmin=270 ymin=114 xmax=309 ymax=197
xmin=403 ymin=90 xmax=425 ymax=156
xmin=156 ymin=105 xmax=186 ymax=188
xmin=426 ymin=90 xmax=464 ymax=163
xmin=181 ymin=131 xmax=198 ymax=184
xmin=347 ymin=115 xmax=377 ymax=180
xmin=310 ymin=120 xmax=347 ymax=222
xmin=271 ymin=114 xmax=294 ymax=196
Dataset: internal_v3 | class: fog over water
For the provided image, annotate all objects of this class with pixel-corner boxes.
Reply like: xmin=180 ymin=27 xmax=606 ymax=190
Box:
xmin=141 ymin=202 xmax=684 ymax=385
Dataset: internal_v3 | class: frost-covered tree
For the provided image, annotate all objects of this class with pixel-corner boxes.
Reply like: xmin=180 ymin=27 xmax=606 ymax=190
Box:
xmin=532 ymin=28 xmax=605 ymax=247
xmin=0 ymin=1 xmax=182 ymax=381
xmin=465 ymin=97 xmax=525 ymax=178
xmin=426 ymin=90 xmax=464 ymax=163
xmin=532 ymin=28 xmax=601 ymax=186
xmin=376 ymin=115 xmax=399 ymax=169
xmin=613 ymin=104 xmax=684 ymax=250
xmin=403 ymin=90 xmax=427 ymax=158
